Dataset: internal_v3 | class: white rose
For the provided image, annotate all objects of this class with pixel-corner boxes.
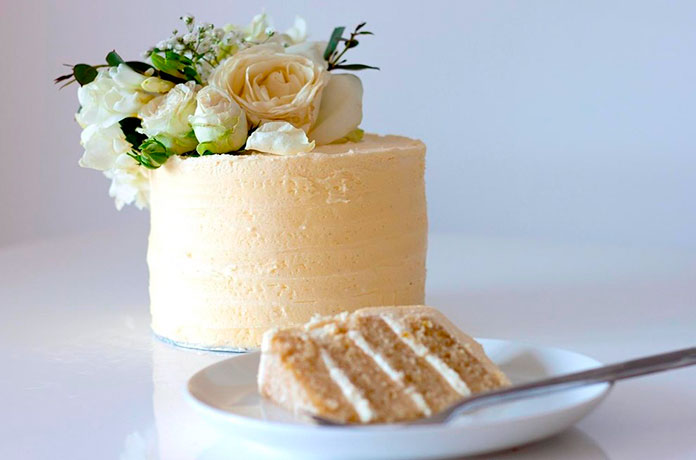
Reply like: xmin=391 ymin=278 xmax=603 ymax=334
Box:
xmin=309 ymin=74 xmax=363 ymax=145
xmin=78 ymin=124 xmax=131 ymax=171
xmin=75 ymin=69 xmax=152 ymax=128
xmin=209 ymin=43 xmax=328 ymax=130
xmin=139 ymin=81 xmax=198 ymax=154
xmin=104 ymin=154 xmax=150 ymax=210
xmin=246 ymin=121 xmax=314 ymax=155
xmin=190 ymin=86 xmax=248 ymax=154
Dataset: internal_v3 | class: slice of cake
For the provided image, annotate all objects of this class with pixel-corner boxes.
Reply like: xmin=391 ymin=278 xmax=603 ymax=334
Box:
xmin=258 ymin=306 xmax=510 ymax=424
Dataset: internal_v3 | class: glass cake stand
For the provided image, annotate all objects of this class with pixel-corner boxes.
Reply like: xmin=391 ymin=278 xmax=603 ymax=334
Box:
xmin=154 ymin=333 xmax=255 ymax=353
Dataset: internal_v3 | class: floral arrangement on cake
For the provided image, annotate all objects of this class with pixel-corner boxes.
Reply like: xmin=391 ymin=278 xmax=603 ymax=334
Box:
xmin=56 ymin=13 xmax=377 ymax=209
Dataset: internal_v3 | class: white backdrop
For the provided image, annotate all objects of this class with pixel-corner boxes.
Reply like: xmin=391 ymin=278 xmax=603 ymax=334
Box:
xmin=2 ymin=0 xmax=695 ymax=248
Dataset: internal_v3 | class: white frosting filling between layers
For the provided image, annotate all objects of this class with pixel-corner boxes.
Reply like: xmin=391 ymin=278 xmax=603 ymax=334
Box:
xmin=381 ymin=315 xmax=471 ymax=397
xmin=320 ymin=349 xmax=375 ymax=423
xmin=347 ymin=330 xmax=432 ymax=416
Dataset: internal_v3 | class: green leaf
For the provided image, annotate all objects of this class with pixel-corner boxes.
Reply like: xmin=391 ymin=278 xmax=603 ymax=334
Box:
xmin=106 ymin=50 xmax=125 ymax=67
xmin=356 ymin=31 xmax=374 ymax=35
xmin=155 ymin=70 xmax=188 ymax=84
xmin=73 ymin=64 xmax=98 ymax=85
xmin=323 ymin=26 xmax=345 ymax=61
xmin=127 ymin=151 xmax=154 ymax=169
xmin=165 ymin=50 xmax=193 ymax=65
xmin=182 ymin=66 xmax=200 ymax=83
xmin=150 ymin=53 xmax=177 ymax=73
xmin=119 ymin=118 xmax=146 ymax=147
xmin=150 ymin=51 xmax=197 ymax=82
xmin=330 ymin=63 xmax=380 ymax=71
xmin=125 ymin=61 xmax=154 ymax=74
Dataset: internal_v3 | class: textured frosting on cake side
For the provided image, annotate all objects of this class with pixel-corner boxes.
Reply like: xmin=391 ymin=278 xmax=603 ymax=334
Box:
xmin=148 ymin=134 xmax=427 ymax=349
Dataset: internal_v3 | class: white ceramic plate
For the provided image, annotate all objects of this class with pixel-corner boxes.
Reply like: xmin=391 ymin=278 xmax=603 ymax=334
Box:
xmin=187 ymin=339 xmax=612 ymax=459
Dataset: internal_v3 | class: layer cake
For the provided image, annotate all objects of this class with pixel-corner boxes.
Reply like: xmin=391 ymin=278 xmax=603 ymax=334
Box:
xmin=148 ymin=135 xmax=427 ymax=350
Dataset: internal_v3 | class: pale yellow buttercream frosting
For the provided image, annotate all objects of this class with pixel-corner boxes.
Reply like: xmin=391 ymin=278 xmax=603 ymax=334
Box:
xmin=148 ymin=134 xmax=427 ymax=349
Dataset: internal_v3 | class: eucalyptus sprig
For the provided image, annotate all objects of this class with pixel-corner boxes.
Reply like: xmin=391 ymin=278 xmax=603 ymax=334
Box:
xmin=54 ymin=50 xmax=168 ymax=88
xmin=323 ymin=22 xmax=379 ymax=71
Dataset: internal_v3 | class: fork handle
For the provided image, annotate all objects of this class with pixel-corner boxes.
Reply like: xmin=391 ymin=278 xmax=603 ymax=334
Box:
xmin=443 ymin=346 xmax=696 ymax=422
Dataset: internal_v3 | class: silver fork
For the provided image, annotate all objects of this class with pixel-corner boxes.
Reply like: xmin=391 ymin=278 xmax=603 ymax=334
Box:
xmin=311 ymin=346 xmax=696 ymax=426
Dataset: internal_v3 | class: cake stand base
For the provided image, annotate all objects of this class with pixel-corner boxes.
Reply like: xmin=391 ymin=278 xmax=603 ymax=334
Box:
xmin=153 ymin=333 xmax=254 ymax=353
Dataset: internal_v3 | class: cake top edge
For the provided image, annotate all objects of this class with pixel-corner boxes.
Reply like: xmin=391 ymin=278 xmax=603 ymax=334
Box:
xmin=312 ymin=134 xmax=426 ymax=155
xmin=165 ymin=133 xmax=425 ymax=165
xmin=262 ymin=305 xmax=435 ymax=337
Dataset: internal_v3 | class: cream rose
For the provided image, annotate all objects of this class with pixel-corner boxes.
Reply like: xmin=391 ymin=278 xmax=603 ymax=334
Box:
xmin=139 ymin=81 xmax=198 ymax=154
xmin=209 ymin=43 xmax=328 ymax=130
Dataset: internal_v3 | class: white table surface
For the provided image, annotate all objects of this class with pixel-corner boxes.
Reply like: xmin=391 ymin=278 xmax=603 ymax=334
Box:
xmin=1 ymin=230 xmax=695 ymax=460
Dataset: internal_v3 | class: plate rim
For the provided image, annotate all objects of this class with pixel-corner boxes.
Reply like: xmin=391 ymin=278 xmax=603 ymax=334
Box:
xmin=186 ymin=337 xmax=613 ymax=433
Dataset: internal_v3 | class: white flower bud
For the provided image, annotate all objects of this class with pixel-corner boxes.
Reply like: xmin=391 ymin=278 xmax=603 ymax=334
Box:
xmin=141 ymin=77 xmax=175 ymax=93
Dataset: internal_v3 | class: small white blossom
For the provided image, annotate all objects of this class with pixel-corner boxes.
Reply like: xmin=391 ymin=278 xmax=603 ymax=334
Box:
xmin=246 ymin=121 xmax=315 ymax=155
xmin=108 ymin=64 xmax=148 ymax=91
xmin=244 ymin=13 xmax=273 ymax=42
xmin=285 ymin=16 xmax=308 ymax=44
xmin=75 ymin=68 xmax=153 ymax=128
xmin=145 ymin=15 xmax=248 ymax=81
xmin=104 ymin=154 xmax=150 ymax=210
xmin=79 ymin=123 xmax=132 ymax=171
